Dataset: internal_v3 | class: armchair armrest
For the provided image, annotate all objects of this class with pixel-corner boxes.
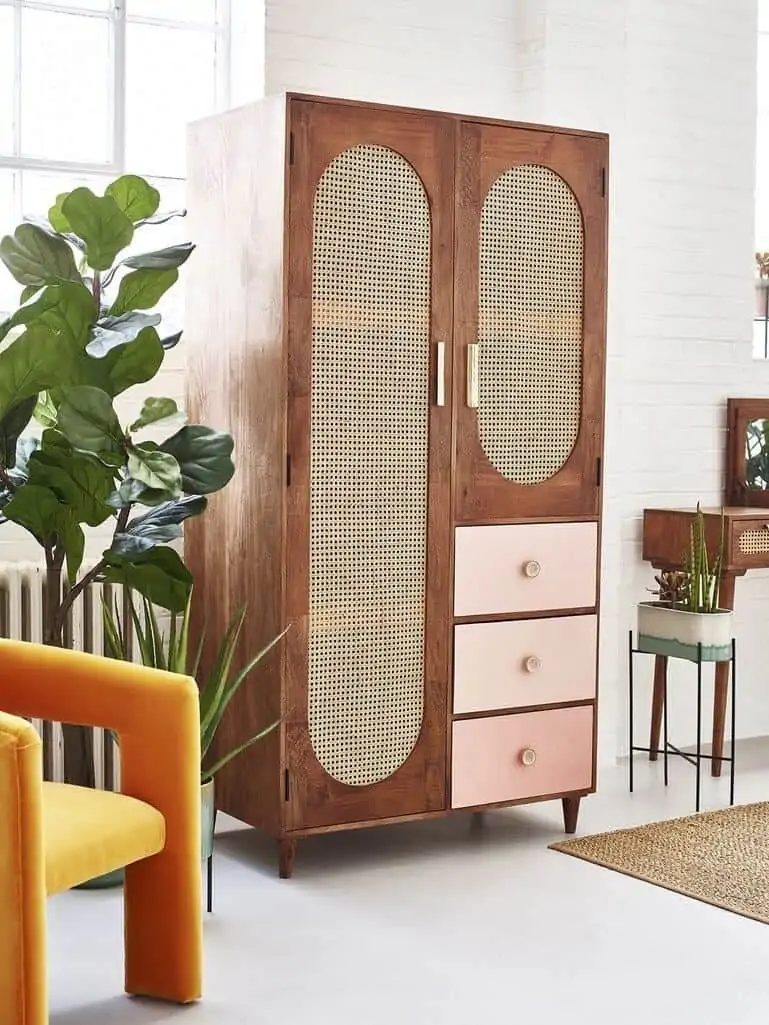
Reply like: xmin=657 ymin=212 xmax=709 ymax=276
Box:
xmin=0 ymin=712 xmax=46 ymax=1025
xmin=0 ymin=639 xmax=202 ymax=1004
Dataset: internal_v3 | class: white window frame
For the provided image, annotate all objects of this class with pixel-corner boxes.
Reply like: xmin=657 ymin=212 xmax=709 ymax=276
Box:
xmin=0 ymin=0 xmax=231 ymax=181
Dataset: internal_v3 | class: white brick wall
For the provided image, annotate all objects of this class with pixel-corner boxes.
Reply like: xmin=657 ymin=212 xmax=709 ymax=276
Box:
xmin=3 ymin=0 xmax=762 ymax=770
xmin=261 ymin=0 xmax=765 ymax=767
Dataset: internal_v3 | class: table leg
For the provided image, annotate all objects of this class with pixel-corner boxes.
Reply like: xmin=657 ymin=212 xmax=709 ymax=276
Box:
xmin=711 ymin=572 xmax=736 ymax=778
xmin=649 ymin=655 xmax=667 ymax=760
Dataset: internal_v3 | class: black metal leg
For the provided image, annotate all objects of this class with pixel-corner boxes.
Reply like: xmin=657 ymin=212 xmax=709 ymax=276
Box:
xmin=663 ymin=656 xmax=669 ymax=787
xmin=695 ymin=643 xmax=702 ymax=813
xmin=730 ymin=639 xmax=736 ymax=807
xmin=206 ymin=808 xmax=218 ymax=914
xmin=628 ymin=630 xmax=634 ymax=794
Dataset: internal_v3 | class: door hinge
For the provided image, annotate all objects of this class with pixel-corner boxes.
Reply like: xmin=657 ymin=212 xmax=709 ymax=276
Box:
xmin=600 ymin=167 xmax=607 ymax=197
xmin=596 ymin=456 xmax=603 ymax=487
xmin=289 ymin=132 xmax=295 ymax=166
xmin=283 ymin=769 xmax=290 ymax=801
xmin=286 ymin=454 xmax=291 ymax=487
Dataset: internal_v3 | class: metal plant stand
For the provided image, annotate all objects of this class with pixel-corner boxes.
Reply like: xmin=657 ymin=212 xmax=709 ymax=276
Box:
xmin=628 ymin=631 xmax=736 ymax=813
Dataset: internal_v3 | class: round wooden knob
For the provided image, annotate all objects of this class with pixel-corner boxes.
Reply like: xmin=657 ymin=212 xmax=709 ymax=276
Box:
xmin=524 ymin=655 xmax=541 ymax=674
xmin=523 ymin=560 xmax=541 ymax=578
xmin=520 ymin=747 xmax=537 ymax=767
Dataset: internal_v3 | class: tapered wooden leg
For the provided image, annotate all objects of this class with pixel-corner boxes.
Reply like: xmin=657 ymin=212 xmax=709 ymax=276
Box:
xmin=562 ymin=796 xmax=581 ymax=834
xmin=712 ymin=572 xmax=736 ymax=778
xmin=278 ymin=838 xmax=296 ymax=880
xmin=649 ymin=655 xmax=667 ymax=761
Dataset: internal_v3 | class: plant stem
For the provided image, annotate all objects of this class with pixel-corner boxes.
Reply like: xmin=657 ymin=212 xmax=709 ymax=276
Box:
xmin=52 ymin=506 xmax=130 ymax=639
xmin=92 ymin=269 xmax=101 ymax=311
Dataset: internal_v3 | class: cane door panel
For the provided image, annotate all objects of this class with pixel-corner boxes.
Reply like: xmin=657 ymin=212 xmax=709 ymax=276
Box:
xmin=454 ymin=121 xmax=608 ymax=522
xmin=284 ymin=100 xmax=454 ymax=830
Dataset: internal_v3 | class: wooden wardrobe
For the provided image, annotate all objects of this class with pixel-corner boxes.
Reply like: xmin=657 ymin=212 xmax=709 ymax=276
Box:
xmin=185 ymin=94 xmax=608 ymax=878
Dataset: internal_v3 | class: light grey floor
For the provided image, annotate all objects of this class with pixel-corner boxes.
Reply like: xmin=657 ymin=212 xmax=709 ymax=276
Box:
xmin=49 ymin=744 xmax=769 ymax=1025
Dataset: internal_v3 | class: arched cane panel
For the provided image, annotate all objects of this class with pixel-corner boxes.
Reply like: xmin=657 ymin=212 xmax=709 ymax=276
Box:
xmin=309 ymin=145 xmax=431 ymax=786
xmin=477 ymin=164 xmax=584 ymax=484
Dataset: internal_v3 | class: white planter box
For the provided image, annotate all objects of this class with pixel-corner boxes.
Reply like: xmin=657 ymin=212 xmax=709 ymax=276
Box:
xmin=637 ymin=601 xmax=734 ymax=663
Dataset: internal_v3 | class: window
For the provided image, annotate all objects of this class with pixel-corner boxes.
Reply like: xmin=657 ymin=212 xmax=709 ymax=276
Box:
xmin=0 ymin=0 xmax=234 ymax=318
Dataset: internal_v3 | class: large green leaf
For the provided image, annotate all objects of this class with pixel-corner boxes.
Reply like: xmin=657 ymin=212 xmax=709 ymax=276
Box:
xmin=110 ymin=267 xmax=177 ymax=315
xmin=103 ymin=545 xmax=193 ymax=612
xmin=86 ymin=311 xmax=161 ymax=358
xmin=128 ymin=443 xmax=182 ymax=495
xmin=61 ymin=188 xmax=134 ymax=270
xmin=0 ymin=223 xmax=79 ymax=287
xmin=0 ymin=325 xmax=62 ymax=424
xmin=160 ymin=426 xmax=235 ymax=495
xmin=122 ymin=243 xmax=194 ymax=271
xmin=129 ymin=396 xmax=179 ymax=432
xmin=105 ymin=176 xmax=160 ymax=223
xmin=0 ymin=396 xmax=36 ymax=469
xmin=111 ymin=522 xmax=181 ymax=557
xmin=61 ymin=511 xmax=86 ymax=584
xmin=58 ymin=386 xmax=124 ymax=458
xmin=0 ymin=280 xmax=96 ymax=348
xmin=3 ymin=484 xmax=60 ymax=542
xmin=28 ymin=433 xmax=114 ymax=526
xmin=104 ymin=325 xmax=164 ymax=396
xmin=127 ymin=495 xmax=206 ymax=533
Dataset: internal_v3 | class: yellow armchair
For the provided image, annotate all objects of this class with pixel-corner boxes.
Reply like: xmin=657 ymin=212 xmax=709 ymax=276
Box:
xmin=0 ymin=638 xmax=203 ymax=1025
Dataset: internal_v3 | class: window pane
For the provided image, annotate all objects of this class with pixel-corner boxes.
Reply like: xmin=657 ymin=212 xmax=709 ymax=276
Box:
xmin=126 ymin=23 xmax=216 ymax=177
xmin=28 ymin=0 xmax=110 ymax=9
xmin=20 ymin=9 xmax=111 ymax=163
xmin=127 ymin=0 xmax=216 ymax=23
xmin=0 ymin=171 xmax=20 ymax=318
xmin=20 ymin=169 xmax=111 ymax=223
xmin=0 ymin=7 xmax=14 ymax=154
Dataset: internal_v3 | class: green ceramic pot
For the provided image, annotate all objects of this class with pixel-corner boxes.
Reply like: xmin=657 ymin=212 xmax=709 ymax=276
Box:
xmin=77 ymin=780 xmax=216 ymax=890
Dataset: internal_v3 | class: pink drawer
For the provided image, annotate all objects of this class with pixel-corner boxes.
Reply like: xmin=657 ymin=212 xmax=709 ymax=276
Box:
xmin=453 ymin=615 xmax=597 ymax=714
xmin=454 ymin=522 xmax=598 ymax=617
xmin=450 ymin=706 xmax=594 ymax=809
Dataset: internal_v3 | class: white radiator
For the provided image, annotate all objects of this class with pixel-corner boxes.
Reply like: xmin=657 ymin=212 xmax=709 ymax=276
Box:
xmin=0 ymin=560 xmax=132 ymax=787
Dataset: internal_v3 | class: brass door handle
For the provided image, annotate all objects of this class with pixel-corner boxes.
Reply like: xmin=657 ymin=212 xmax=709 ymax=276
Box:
xmin=467 ymin=343 xmax=479 ymax=408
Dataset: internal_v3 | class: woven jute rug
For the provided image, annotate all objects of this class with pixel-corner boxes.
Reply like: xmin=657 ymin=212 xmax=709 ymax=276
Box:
xmin=549 ymin=802 xmax=769 ymax=924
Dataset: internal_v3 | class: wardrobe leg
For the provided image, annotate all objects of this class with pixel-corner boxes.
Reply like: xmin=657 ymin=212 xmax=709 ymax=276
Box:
xmin=278 ymin=838 xmax=296 ymax=879
xmin=562 ymin=796 xmax=581 ymax=834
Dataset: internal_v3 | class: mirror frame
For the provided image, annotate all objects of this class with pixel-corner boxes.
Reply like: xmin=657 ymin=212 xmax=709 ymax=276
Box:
xmin=726 ymin=397 xmax=769 ymax=507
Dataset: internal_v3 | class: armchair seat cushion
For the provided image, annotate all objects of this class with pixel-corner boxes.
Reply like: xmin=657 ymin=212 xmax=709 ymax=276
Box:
xmin=43 ymin=783 xmax=165 ymax=895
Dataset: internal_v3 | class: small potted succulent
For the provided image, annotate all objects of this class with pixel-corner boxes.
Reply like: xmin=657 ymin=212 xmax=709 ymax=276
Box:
xmin=637 ymin=504 xmax=734 ymax=662
xmin=756 ymin=252 xmax=769 ymax=319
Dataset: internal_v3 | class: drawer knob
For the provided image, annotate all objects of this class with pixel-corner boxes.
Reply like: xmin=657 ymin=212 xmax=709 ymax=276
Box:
xmin=523 ymin=560 xmax=541 ymax=579
xmin=520 ymin=747 xmax=537 ymax=767
xmin=524 ymin=655 xmax=542 ymax=674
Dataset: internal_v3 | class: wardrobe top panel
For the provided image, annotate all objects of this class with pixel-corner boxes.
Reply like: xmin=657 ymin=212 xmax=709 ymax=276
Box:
xmin=283 ymin=92 xmax=609 ymax=142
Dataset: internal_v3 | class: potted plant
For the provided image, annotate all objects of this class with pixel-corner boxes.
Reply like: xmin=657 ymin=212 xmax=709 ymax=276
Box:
xmin=757 ymin=252 xmax=769 ymax=319
xmin=637 ymin=504 xmax=734 ymax=662
xmin=102 ymin=590 xmax=286 ymax=865
xmin=0 ymin=174 xmax=235 ymax=787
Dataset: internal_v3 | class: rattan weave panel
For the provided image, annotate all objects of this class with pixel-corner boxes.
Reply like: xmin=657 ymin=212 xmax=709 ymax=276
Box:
xmin=738 ymin=529 xmax=769 ymax=555
xmin=478 ymin=164 xmax=584 ymax=484
xmin=309 ymin=144 xmax=430 ymax=787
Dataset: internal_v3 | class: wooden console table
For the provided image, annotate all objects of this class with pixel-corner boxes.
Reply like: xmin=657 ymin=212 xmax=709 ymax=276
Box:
xmin=641 ymin=507 xmax=769 ymax=777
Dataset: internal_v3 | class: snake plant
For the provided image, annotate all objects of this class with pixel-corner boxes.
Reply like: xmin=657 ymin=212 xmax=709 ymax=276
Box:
xmin=102 ymin=589 xmax=285 ymax=782
xmin=683 ymin=503 xmax=725 ymax=614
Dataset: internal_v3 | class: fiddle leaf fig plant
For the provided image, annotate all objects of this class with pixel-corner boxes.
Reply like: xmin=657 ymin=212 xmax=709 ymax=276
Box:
xmin=0 ymin=174 xmax=234 ymax=785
